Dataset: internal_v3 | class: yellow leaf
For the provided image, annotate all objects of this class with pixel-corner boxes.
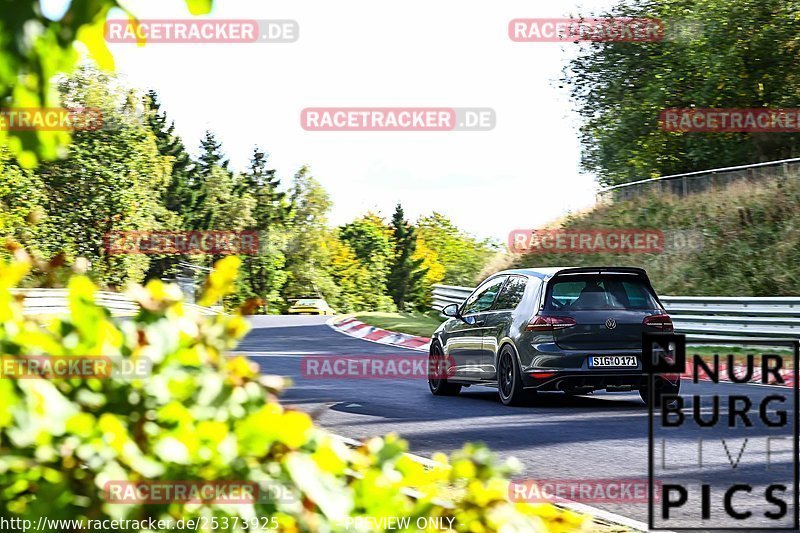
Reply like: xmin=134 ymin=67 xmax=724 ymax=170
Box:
xmin=185 ymin=0 xmax=213 ymax=15
xmin=226 ymin=355 xmax=256 ymax=379
xmin=68 ymin=275 xmax=97 ymax=302
xmin=0 ymin=259 xmax=31 ymax=289
xmin=199 ymin=256 xmax=241 ymax=306
xmin=196 ymin=420 xmax=228 ymax=443
xmin=98 ymin=413 xmax=130 ymax=453
xmin=76 ymin=15 xmax=115 ymax=70
xmin=278 ymin=410 xmax=312 ymax=449
xmin=312 ymin=441 xmax=347 ymax=474
xmin=65 ymin=413 xmax=95 ymax=438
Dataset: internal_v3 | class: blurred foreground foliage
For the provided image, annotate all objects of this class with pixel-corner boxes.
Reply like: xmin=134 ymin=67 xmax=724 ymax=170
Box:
xmin=0 ymin=253 xmax=589 ymax=532
xmin=1 ymin=0 xmax=214 ymax=167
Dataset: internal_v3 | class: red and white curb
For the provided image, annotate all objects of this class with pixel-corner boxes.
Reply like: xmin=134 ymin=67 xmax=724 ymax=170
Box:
xmin=327 ymin=316 xmax=431 ymax=352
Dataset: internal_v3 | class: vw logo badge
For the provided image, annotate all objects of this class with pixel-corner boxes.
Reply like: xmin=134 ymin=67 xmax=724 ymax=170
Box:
xmin=605 ymin=318 xmax=617 ymax=330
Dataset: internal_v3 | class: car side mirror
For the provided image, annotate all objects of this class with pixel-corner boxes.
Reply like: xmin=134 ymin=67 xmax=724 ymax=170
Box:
xmin=442 ymin=304 xmax=476 ymax=325
xmin=442 ymin=304 xmax=460 ymax=317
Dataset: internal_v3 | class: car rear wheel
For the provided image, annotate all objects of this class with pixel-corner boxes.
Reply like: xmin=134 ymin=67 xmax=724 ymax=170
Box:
xmin=498 ymin=345 xmax=530 ymax=406
xmin=639 ymin=378 xmax=681 ymax=408
xmin=428 ymin=344 xmax=461 ymax=396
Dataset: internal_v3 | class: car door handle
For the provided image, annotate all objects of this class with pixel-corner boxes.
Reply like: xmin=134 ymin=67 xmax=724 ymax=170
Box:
xmin=474 ymin=319 xmax=486 ymax=326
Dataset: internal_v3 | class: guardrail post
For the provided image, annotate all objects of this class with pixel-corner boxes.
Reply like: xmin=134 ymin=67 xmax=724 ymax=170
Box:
xmin=681 ymin=176 xmax=688 ymax=196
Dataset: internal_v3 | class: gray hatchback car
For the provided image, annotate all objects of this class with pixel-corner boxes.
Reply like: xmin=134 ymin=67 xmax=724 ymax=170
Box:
xmin=428 ymin=266 xmax=681 ymax=406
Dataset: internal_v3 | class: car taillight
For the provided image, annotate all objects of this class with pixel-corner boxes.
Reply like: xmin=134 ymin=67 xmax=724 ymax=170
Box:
xmin=526 ymin=315 xmax=577 ymax=331
xmin=643 ymin=314 xmax=673 ymax=331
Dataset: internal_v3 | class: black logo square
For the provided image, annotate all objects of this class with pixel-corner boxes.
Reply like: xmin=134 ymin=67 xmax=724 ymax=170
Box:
xmin=642 ymin=332 xmax=685 ymax=373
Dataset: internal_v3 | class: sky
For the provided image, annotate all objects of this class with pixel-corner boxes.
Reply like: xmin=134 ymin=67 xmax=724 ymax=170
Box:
xmin=48 ymin=0 xmax=618 ymax=242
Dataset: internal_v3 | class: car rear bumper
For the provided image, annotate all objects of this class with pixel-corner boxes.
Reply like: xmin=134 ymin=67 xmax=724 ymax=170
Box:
xmin=520 ymin=370 xmax=680 ymax=392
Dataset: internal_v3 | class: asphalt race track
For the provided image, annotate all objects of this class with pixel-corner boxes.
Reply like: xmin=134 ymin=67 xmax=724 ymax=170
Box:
xmin=238 ymin=315 xmax=798 ymax=530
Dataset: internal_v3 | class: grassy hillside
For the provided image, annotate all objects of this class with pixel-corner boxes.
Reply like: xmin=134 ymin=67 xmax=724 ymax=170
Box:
xmin=511 ymin=178 xmax=800 ymax=296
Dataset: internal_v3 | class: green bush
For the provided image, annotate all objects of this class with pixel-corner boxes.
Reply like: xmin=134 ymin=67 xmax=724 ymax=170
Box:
xmin=0 ymin=254 xmax=590 ymax=532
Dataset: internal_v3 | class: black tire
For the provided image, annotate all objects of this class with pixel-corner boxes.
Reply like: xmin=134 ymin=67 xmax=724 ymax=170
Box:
xmin=497 ymin=345 xmax=530 ymax=406
xmin=639 ymin=378 xmax=681 ymax=408
xmin=428 ymin=343 xmax=461 ymax=396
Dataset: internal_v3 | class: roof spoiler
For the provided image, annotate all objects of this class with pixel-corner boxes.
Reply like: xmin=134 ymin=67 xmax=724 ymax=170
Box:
xmin=547 ymin=267 xmax=666 ymax=309
xmin=549 ymin=267 xmax=649 ymax=277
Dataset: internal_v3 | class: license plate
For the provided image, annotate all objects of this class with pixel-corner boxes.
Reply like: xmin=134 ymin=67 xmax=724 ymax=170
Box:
xmin=589 ymin=355 xmax=638 ymax=368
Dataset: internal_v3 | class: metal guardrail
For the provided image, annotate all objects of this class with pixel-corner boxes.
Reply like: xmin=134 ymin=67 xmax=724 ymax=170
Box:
xmin=431 ymin=284 xmax=800 ymax=342
xmin=11 ymin=288 xmax=221 ymax=317
xmin=596 ymin=156 xmax=800 ymax=203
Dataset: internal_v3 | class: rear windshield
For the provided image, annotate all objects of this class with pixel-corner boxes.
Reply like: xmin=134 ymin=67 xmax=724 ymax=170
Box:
xmin=296 ymin=299 xmax=321 ymax=305
xmin=545 ymin=275 xmax=660 ymax=311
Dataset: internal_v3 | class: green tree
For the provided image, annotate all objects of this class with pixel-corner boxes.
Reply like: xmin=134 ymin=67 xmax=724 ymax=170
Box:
xmin=189 ymin=131 xmax=232 ymax=230
xmin=387 ymin=203 xmax=427 ymax=310
xmin=339 ymin=213 xmax=396 ymax=311
xmin=143 ymin=90 xmax=200 ymax=280
xmin=411 ymin=238 xmax=446 ymax=309
xmin=282 ymin=166 xmax=333 ymax=302
xmin=236 ymin=149 xmax=289 ymax=314
xmin=191 ymin=163 xmax=257 ymax=310
xmin=0 ymin=147 xmax=46 ymax=259
xmin=198 ymin=130 xmax=229 ymax=175
xmin=565 ymin=0 xmax=800 ymax=186
xmin=37 ymin=67 xmax=175 ymax=288
xmin=201 ymin=166 xmax=256 ymax=232
xmin=145 ymin=91 xmax=199 ymax=224
xmin=240 ymin=147 xmax=287 ymax=227
xmin=416 ymin=212 xmax=496 ymax=286
xmin=319 ymin=233 xmax=374 ymax=312
xmin=238 ymin=229 xmax=288 ymax=314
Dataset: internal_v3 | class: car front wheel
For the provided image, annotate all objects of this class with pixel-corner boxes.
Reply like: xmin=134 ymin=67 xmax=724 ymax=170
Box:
xmin=428 ymin=343 xmax=461 ymax=396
